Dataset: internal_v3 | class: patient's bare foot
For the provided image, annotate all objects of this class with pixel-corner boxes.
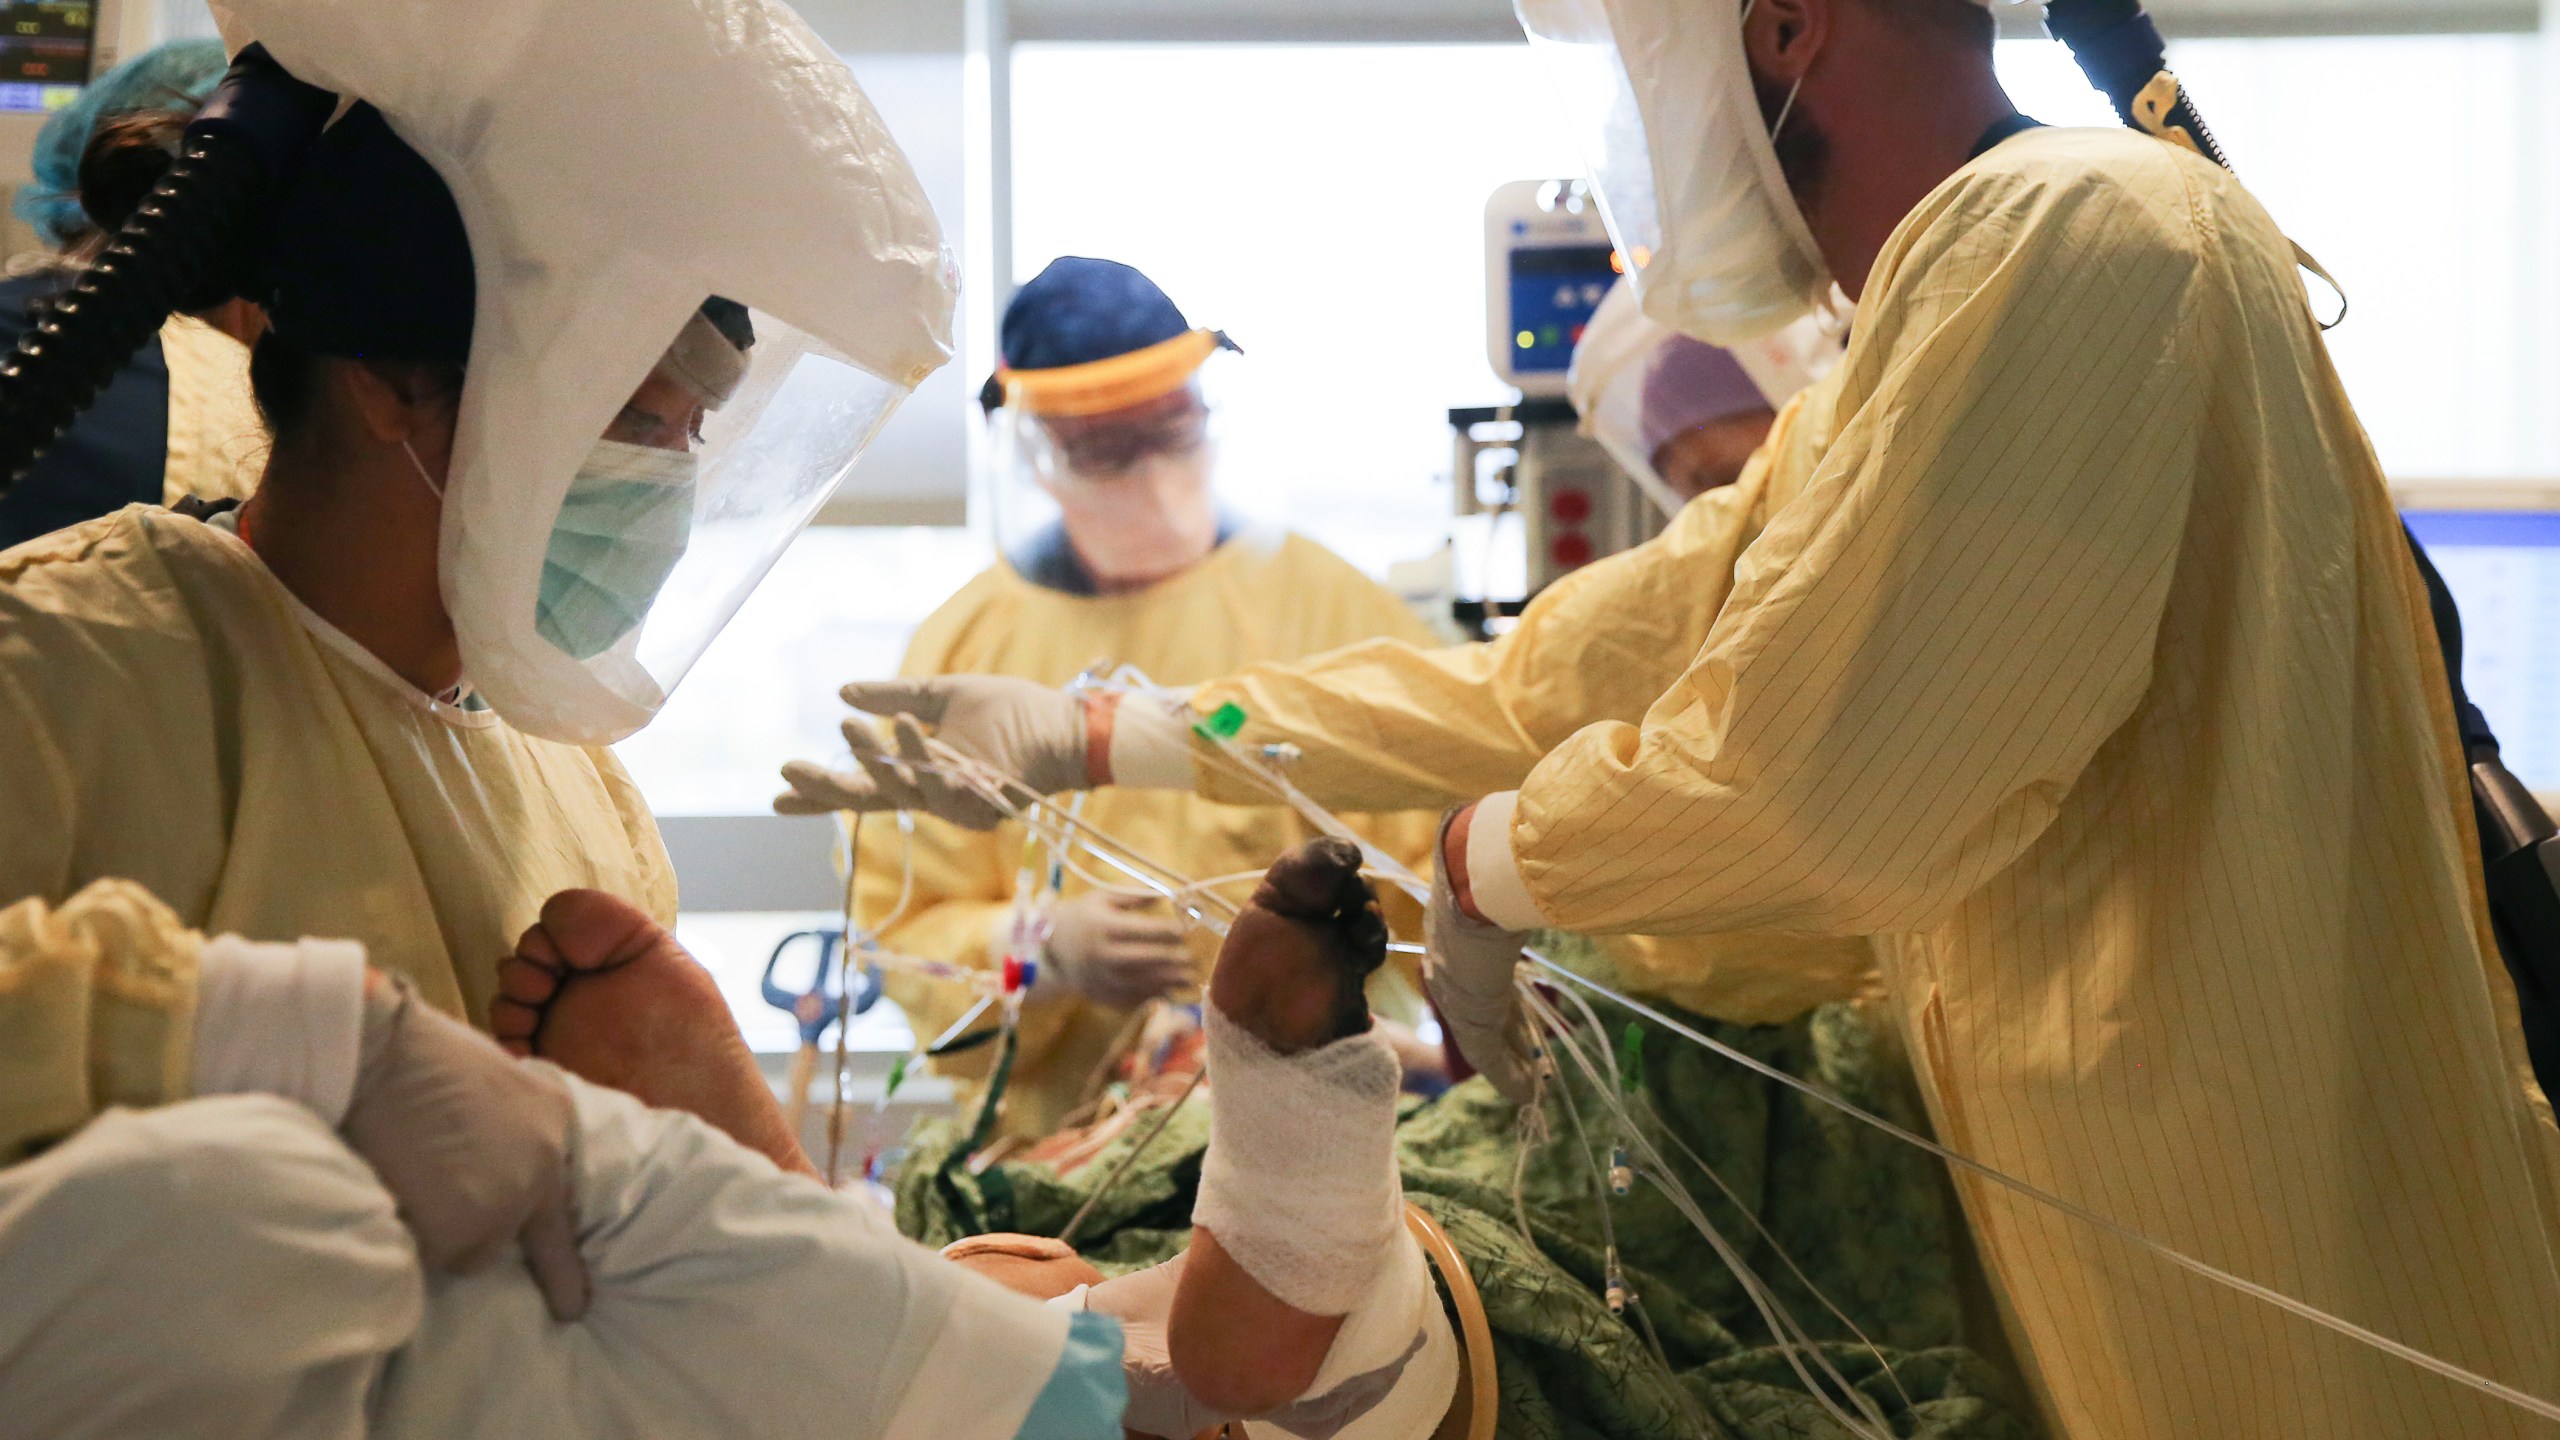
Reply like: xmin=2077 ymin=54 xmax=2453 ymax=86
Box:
xmin=491 ymin=889 xmax=817 ymax=1178
xmin=1208 ymin=838 xmax=1388 ymax=1054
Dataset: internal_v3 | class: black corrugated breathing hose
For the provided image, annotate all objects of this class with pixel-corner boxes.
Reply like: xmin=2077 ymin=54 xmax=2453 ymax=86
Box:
xmin=0 ymin=135 xmax=268 ymax=482
xmin=2043 ymin=0 xmax=2233 ymax=170
xmin=0 ymin=44 xmax=334 ymax=489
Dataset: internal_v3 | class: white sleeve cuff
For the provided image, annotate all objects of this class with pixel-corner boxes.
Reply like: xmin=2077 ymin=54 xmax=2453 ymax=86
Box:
xmin=1109 ymin=688 xmax=1200 ymax=790
xmin=1464 ymin=791 xmax=1547 ymax=931
xmin=191 ymin=936 xmax=369 ymax=1124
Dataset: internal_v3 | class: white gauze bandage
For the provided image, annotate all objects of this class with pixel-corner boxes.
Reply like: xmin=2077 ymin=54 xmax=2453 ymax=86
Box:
xmin=1191 ymin=1000 xmax=1404 ymax=1316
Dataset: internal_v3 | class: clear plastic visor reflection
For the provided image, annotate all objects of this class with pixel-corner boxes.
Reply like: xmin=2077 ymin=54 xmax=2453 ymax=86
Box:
xmin=538 ymin=304 xmax=910 ymax=711
xmin=982 ymin=375 xmax=1219 ymax=564
xmin=1515 ymin=0 xmax=1667 ymax=298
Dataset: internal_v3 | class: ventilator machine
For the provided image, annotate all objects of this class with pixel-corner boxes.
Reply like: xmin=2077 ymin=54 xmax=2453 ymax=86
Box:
xmin=1446 ymin=179 xmax=1661 ymax=638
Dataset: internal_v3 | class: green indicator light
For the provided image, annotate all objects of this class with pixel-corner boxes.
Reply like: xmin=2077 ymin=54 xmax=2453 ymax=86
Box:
xmin=1619 ymin=1023 xmax=1647 ymax=1095
xmin=1194 ymin=702 xmax=1249 ymax=743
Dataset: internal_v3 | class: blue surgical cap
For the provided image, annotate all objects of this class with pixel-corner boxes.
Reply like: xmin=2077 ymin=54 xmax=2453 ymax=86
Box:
xmin=1002 ymin=256 xmax=1191 ymax=371
xmin=13 ymin=39 xmax=229 ymax=251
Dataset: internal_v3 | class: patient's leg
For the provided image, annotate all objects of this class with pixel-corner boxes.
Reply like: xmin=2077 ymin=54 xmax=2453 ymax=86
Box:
xmin=964 ymin=840 xmax=1441 ymax=1439
xmin=489 ymin=890 xmax=816 ymax=1178
xmin=1165 ymin=838 xmax=1390 ymax=1413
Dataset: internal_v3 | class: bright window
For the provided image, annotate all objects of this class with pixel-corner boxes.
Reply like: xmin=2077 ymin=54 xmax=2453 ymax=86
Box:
xmin=2018 ymin=33 xmax=2557 ymax=482
xmin=1011 ymin=37 xmax=2556 ymax=554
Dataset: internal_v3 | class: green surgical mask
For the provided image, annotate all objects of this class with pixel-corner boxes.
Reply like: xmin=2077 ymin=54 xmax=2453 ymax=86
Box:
xmin=536 ymin=439 xmax=699 ymax=661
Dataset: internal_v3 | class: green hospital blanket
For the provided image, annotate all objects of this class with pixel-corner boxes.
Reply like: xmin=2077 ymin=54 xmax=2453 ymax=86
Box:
xmin=893 ymin=971 xmax=2037 ymax=1440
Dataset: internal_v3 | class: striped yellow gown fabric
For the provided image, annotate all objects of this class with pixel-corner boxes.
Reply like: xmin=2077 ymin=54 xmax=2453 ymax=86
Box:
xmin=1478 ymin=127 xmax=2560 ymax=1435
xmin=1193 ymin=412 xmax=1882 ymax=1027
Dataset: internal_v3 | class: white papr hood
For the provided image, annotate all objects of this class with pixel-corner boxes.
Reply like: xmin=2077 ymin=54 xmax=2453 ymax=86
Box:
xmin=214 ymin=0 xmax=957 ymax=743
xmin=1514 ymin=0 xmax=1830 ymax=347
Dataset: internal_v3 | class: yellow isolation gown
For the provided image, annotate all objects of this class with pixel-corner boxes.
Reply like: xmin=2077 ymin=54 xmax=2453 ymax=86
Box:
xmin=156 ymin=315 xmax=266 ymax=508
xmin=1205 ymin=127 xmax=2560 ymax=1435
xmin=866 ymin=528 xmax=1441 ymax=1137
xmin=0 ymin=507 xmax=678 ymax=1040
xmin=1191 ymin=404 xmax=1879 ymax=1026
xmin=0 ymin=880 xmax=201 ymax=1161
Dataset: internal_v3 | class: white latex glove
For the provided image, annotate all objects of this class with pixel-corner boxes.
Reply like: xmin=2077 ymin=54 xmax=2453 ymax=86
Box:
xmin=339 ymin=972 xmax=590 ymax=1321
xmin=775 ymin=676 xmax=1092 ymax=831
xmin=1044 ymin=890 xmax=1195 ymax=1008
xmin=1424 ymin=815 xmax=1535 ymax=1106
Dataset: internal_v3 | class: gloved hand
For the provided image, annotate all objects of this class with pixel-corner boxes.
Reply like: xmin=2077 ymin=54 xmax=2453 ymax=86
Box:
xmin=340 ymin=972 xmax=590 ymax=1321
xmin=1425 ymin=813 xmax=1536 ymax=1106
xmin=775 ymin=676 xmax=1093 ymax=831
xmin=1044 ymin=890 xmax=1196 ymax=1009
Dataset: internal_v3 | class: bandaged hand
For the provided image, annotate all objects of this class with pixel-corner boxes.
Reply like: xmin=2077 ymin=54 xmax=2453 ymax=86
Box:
xmin=1425 ymin=809 xmax=1536 ymax=1106
xmin=340 ymin=972 xmax=590 ymax=1321
xmin=1043 ymin=890 xmax=1195 ymax=1008
xmin=774 ymin=676 xmax=1094 ymax=830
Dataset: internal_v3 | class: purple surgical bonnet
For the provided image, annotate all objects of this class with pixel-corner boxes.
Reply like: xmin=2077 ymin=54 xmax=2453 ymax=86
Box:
xmin=1639 ymin=336 xmax=1767 ymax=458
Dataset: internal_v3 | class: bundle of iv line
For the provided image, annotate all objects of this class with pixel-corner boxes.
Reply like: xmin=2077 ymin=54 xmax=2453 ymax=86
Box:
xmin=841 ymin=676 xmax=2013 ymax=1438
xmin=819 ymin=665 xmax=2560 ymax=1427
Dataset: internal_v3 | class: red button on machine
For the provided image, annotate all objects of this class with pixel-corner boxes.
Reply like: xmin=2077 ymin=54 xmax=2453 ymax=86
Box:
xmin=1548 ymin=489 xmax=1593 ymax=523
xmin=1551 ymin=533 xmax=1595 ymax=569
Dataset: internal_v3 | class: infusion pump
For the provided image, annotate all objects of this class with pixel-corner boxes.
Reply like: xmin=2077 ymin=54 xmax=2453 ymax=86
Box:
xmin=1450 ymin=180 xmax=1660 ymax=635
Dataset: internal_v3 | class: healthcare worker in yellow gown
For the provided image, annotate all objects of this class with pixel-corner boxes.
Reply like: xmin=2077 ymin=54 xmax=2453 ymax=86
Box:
xmin=805 ymin=257 xmax=1443 ymax=1136
xmin=780 ymin=0 xmax=2560 ymax=1433
xmin=0 ymin=134 xmax=689 ymax=1038
xmin=0 ymin=8 xmax=1167 ymax=1431
xmin=0 ymin=0 xmax=960 ymax=1156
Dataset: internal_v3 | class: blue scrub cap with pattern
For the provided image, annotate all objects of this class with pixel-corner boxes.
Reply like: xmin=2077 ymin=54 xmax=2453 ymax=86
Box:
xmin=14 ymin=39 xmax=229 ymax=250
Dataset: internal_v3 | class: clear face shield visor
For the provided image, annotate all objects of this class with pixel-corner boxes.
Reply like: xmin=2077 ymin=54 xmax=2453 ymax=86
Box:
xmin=1513 ymin=0 xmax=1831 ymax=347
xmin=981 ymin=341 xmax=1232 ymax=579
xmin=461 ymin=300 xmax=911 ymax=742
xmin=1567 ymin=281 xmax=1688 ymax=519
xmin=211 ymin=0 xmax=958 ymax=747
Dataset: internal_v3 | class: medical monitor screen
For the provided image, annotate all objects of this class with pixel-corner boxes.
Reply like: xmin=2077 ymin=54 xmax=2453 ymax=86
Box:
xmin=1507 ymin=244 xmax=1618 ymax=377
xmin=0 ymin=1 xmax=91 ymax=115
xmin=2404 ymin=509 xmax=2560 ymax=792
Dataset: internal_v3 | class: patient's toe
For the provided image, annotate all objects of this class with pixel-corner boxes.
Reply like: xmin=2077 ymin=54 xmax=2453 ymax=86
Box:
xmin=499 ymin=953 xmax=564 ymax=1006
xmin=489 ymin=997 xmax=542 ymax=1056
xmin=1253 ymin=836 xmax=1366 ymax=916
xmin=1213 ymin=840 xmax=1387 ymax=1053
xmin=531 ymin=888 xmax=667 ymax=975
xmin=1250 ymin=838 xmax=1388 ymax=977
